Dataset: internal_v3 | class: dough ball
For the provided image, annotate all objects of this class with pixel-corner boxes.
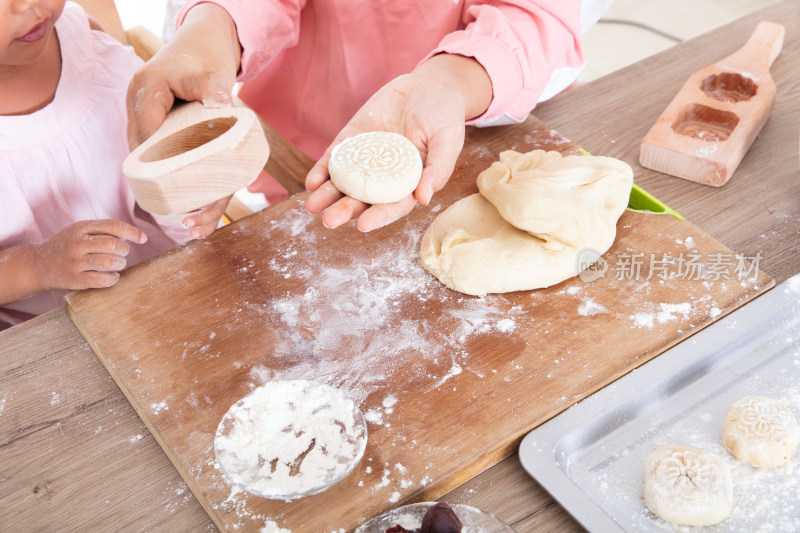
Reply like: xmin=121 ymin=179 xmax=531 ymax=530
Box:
xmin=644 ymin=445 xmax=733 ymax=527
xmin=722 ymin=396 xmax=800 ymax=467
xmin=328 ymin=131 xmax=423 ymax=204
xmin=420 ymin=150 xmax=632 ymax=295
xmin=420 ymin=194 xmax=580 ymax=295
xmin=477 ymin=150 xmax=633 ymax=252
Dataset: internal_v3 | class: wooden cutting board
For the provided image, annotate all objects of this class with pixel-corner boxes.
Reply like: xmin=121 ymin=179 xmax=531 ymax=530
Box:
xmin=65 ymin=116 xmax=772 ymax=532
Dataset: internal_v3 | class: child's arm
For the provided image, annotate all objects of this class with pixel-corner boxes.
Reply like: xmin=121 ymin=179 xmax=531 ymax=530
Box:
xmin=0 ymin=245 xmax=40 ymax=306
xmin=0 ymin=220 xmax=147 ymax=306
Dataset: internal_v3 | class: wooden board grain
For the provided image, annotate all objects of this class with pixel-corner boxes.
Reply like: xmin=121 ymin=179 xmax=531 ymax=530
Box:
xmin=65 ymin=116 xmax=772 ymax=532
xmin=0 ymin=309 xmax=215 ymax=532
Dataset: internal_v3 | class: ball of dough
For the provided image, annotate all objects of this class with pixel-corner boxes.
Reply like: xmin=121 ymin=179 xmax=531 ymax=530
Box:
xmin=643 ymin=445 xmax=733 ymax=527
xmin=419 ymin=193 xmax=580 ymax=296
xmin=477 ymin=150 xmax=633 ymax=252
xmin=328 ymin=131 xmax=423 ymax=204
xmin=722 ymin=396 xmax=800 ymax=467
xmin=420 ymin=150 xmax=632 ymax=295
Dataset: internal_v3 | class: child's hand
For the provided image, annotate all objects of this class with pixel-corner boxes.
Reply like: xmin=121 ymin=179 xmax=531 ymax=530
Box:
xmin=33 ymin=220 xmax=147 ymax=291
xmin=181 ymin=196 xmax=232 ymax=239
xmin=304 ymin=54 xmax=492 ymax=232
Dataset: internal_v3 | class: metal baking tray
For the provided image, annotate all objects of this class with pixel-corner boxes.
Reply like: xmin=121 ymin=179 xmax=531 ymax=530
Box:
xmin=519 ymin=274 xmax=800 ymax=532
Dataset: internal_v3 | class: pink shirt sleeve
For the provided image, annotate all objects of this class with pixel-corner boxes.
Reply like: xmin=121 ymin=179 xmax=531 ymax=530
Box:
xmin=177 ymin=0 xmax=305 ymax=82
xmin=427 ymin=1 xmax=584 ymax=124
xmin=178 ymin=0 xmax=583 ymax=124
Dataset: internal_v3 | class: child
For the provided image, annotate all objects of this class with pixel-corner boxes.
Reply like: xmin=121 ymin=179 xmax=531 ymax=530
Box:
xmin=0 ymin=1 xmax=223 ymax=329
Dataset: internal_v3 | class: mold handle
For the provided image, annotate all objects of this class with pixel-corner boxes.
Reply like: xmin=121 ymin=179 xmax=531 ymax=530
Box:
xmin=724 ymin=21 xmax=785 ymax=72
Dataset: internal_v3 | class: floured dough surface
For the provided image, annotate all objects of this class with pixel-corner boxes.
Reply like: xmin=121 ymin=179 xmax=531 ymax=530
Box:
xmin=722 ymin=396 xmax=800 ymax=467
xmin=329 ymin=131 xmax=423 ymax=204
xmin=420 ymin=150 xmax=632 ymax=295
xmin=419 ymin=193 xmax=580 ymax=296
xmin=477 ymin=150 xmax=633 ymax=252
xmin=214 ymin=380 xmax=367 ymax=500
xmin=644 ymin=445 xmax=733 ymax=526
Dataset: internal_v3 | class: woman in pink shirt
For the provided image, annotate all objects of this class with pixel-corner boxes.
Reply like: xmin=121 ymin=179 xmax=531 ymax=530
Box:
xmin=130 ymin=1 xmax=610 ymax=231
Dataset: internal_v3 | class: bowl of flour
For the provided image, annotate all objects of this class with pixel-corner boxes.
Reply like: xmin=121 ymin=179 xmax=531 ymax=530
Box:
xmin=214 ymin=379 xmax=367 ymax=500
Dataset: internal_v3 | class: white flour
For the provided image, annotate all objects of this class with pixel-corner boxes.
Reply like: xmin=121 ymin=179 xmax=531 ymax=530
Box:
xmin=656 ymin=303 xmax=692 ymax=324
xmin=214 ymin=380 xmax=366 ymax=501
xmin=243 ymin=209 xmax=523 ymax=409
xmin=260 ymin=520 xmax=291 ymax=533
xmin=632 ymin=312 xmax=656 ymax=328
xmin=578 ymin=298 xmax=608 ymax=316
xmin=628 ymin=297 xmax=719 ymax=330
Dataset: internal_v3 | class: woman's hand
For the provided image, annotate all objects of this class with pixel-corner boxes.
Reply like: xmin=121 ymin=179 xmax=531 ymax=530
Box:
xmin=305 ymin=54 xmax=492 ymax=232
xmin=126 ymin=3 xmax=242 ymax=237
xmin=33 ymin=220 xmax=148 ymax=291
xmin=126 ymin=3 xmax=242 ymax=148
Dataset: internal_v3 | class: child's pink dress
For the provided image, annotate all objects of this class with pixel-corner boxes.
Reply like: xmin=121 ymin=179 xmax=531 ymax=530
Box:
xmin=0 ymin=2 xmax=184 ymax=326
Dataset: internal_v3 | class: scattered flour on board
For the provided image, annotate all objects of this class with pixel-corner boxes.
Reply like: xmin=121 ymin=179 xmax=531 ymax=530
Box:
xmin=631 ymin=312 xmax=655 ymax=328
xmin=467 ymin=145 xmax=492 ymax=158
xmin=578 ymin=298 xmax=608 ymax=316
xmin=566 ymin=285 xmax=582 ymax=295
xmin=260 ymin=520 xmax=291 ymax=533
xmin=656 ymin=302 xmax=691 ymax=323
xmin=364 ymin=408 xmax=384 ymax=425
xmin=631 ymin=303 xmax=693 ymax=328
xmin=375 ymin=467 xmax=392 ymax=490
xmin=435 ymin=361 xmax=463 ymax=388
xmin=382 ymin=394 xmax=398 ymax=408
xmin=270 ymin=207 xmax=314 ymax=238
xmin=496 ymin=318 xmax=516 ymax=332
xmin=246 ymin=218 xmax=523 ymax=409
